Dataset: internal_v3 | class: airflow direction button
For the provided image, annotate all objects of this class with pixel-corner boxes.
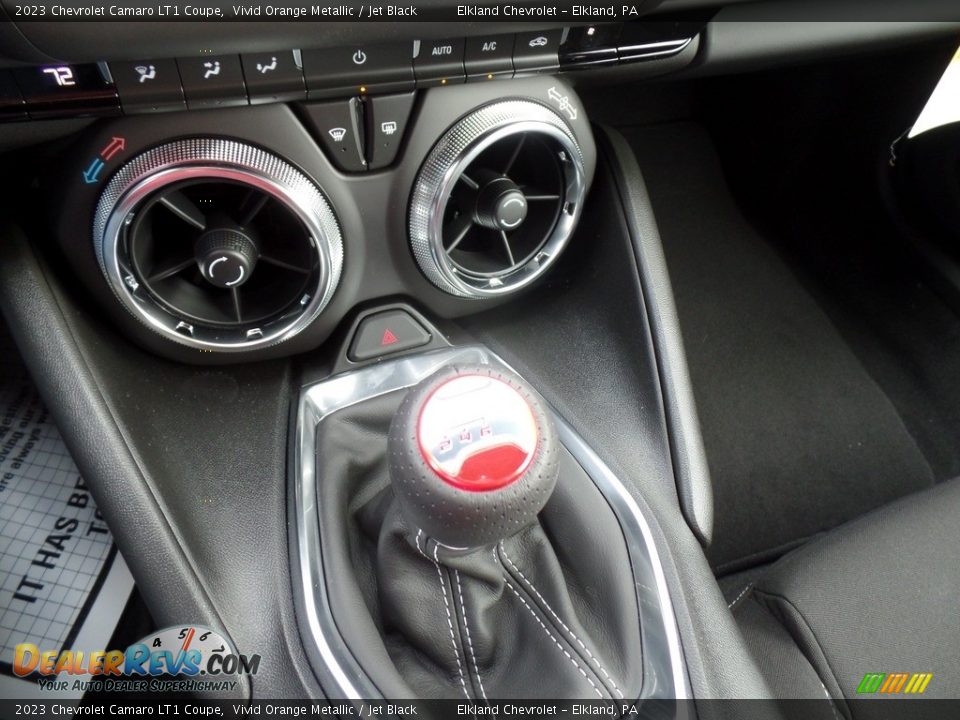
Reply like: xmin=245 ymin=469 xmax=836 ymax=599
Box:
xmin=111 ymin=59 xmax=185 ymax=113
xmin=241 ymin=51 xmax=306 ymax=103
xmin=176 ymin=55 xmax=248 ymax=109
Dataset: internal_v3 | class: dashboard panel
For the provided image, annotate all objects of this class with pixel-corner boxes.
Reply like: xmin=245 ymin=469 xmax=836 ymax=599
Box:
xmin=1 ymin=7 xmax=956 ymax=365
xmin=46 ymin=75 xmax=597 ymax=361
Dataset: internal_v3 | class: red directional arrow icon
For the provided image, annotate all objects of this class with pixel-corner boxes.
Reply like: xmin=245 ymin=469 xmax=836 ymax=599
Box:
xmin=100 ymin=136 xmax=126 ymax=161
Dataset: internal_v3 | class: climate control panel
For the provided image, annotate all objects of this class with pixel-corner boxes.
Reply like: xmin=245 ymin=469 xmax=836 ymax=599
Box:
xmin=0 ymin=22 xmax=701 ymax=123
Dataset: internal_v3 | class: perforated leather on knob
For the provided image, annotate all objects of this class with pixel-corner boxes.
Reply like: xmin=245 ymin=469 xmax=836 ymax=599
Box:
xmin=388 ymin=364 xmax=559 ymax=549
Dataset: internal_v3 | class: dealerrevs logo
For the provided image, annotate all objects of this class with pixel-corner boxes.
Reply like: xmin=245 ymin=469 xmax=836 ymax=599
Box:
xmin=14 ymin=625 xmax=260 ymax=679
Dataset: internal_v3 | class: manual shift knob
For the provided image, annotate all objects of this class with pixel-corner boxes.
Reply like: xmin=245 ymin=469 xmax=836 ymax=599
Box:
xmin=388 ymin=364 xmax=559 ymax=549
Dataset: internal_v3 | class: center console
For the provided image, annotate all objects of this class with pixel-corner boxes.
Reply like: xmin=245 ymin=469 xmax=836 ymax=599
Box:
xmin=293 ymin=344 xmax=688 ymax=703
xmin=0 ymin=16 xmax=775 ymax=711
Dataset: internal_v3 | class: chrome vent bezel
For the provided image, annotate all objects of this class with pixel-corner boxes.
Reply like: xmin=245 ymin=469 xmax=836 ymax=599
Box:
xmin=93 ymin=138 xmax=343 ymax=352
xmin=409 ymin=100 xmax=586 ymax=299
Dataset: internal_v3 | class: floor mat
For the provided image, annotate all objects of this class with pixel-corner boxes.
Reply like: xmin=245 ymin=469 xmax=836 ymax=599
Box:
xmin=621 ymin=123 xmax=935 ymax=571
xmin=0 ymin=322 xmax=134 ymax=698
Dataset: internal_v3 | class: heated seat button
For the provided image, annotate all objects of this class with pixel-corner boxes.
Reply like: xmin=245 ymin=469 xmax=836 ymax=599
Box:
xmin=349 ymin=310 xmax=431 ymax=361
xmin=513 ymin=30 xmax=563 ymax=74
xmin=414 ymin=38 xmax=465 ymax=87
xmin=176 ymin=55 xmax=247 ymax=109
xmin=366 ymin=92 xmax=415 ymax=170
xmin=302 ymin=98 xmax=367 ymax=173
xmin=464 ymin=35 xmax=515 ymax=81
xmin=241 ymin=50 xmax=306 ymax=103
xmin=110 ymin=59 xmax=185 ymax=113
xmin=303 ymin=42 xmax=414 ymax=99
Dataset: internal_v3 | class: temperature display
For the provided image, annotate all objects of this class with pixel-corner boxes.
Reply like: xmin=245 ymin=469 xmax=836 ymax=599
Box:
xmin=12 ymin=63 xmax=118 ymax=118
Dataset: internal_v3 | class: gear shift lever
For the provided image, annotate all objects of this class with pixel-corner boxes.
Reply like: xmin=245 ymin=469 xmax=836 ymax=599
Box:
xmin=387 ymin=365 xmax=559 ymax=549
xmin=313 ymin=360 xmax=644 ymax=699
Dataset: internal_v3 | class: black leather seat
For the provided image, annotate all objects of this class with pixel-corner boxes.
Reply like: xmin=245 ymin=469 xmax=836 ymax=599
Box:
xmin=730 ymin=478 xmax=960 ymax=716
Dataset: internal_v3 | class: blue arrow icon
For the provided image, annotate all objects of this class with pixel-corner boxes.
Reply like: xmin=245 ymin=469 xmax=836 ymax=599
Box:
xmin=82 ymin=158 xmax=104 ymax=185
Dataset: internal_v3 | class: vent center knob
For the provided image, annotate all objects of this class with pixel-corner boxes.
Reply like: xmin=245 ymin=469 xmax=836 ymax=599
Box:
xmin=473 ymin=175 xmax=528 ymax=232
xmin=194 ymin=228 xmax=259 ymax=289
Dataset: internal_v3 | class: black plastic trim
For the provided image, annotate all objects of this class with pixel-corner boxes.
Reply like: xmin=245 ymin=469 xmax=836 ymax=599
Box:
xmin=598 ymin=125 xmax=714 ymax=548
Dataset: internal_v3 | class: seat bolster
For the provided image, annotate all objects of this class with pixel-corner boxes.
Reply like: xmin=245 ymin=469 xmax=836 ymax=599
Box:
xmin=753 ymin=478 xmax=960 ymax=701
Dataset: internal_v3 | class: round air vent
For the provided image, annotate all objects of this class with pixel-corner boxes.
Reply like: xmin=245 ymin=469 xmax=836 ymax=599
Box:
xmin=409 ymin=100 xmax=586 ymax=298
xmin=93 ymin=138 xmax=342 ymax=351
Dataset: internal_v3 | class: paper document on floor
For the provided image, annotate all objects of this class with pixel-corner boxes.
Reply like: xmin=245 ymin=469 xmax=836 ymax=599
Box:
xmin=0 ymin=354 xmax=134 ymax=700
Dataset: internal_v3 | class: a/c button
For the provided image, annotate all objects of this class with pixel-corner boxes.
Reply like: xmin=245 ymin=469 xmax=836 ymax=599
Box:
xmin=349 ymin=310 xmax=432 ymax=361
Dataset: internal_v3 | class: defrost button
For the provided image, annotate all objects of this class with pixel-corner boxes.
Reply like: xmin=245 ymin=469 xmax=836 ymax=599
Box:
xmin=302 ymin=98 xmax=367 ymax=173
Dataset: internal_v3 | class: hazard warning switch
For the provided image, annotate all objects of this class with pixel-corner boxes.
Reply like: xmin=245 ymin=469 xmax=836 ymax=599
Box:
xmin=348 ymin=310 xmax=432 ymax=361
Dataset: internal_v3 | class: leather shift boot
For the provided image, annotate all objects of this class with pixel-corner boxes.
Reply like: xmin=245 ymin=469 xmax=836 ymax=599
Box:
xmin=315 ymin=389 xmax=644 ymax=700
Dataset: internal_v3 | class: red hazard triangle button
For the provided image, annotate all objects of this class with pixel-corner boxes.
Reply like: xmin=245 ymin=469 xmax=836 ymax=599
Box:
xmin=348 ymin=310 xmax=432 ymax=362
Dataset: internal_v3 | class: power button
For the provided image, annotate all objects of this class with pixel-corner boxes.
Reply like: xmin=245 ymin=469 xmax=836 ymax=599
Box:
xmin=302 ymin=42 xmax=415 ymax=99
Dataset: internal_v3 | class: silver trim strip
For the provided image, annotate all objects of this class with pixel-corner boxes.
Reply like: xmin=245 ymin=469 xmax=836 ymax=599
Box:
xmin=618 ymin=37 xmax=694 ymax=62
xmin=293 ymin=345 xmax=688 ymax=701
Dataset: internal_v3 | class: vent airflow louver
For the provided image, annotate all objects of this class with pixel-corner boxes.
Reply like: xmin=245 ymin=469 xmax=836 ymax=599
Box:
xmin=442 ymin=133 xmax=566 ymax=282
xmin=408 ymin=100 xmax=587 ymax=298
xmin=93 ymin=139 xmax=343 ymax=352
xmin=129 ymin=179 xmax=317 ymax=327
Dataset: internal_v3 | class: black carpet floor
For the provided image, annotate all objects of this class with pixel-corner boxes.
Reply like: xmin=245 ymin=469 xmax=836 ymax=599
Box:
xmin=622 ymin=123 xmax=936 ymax=572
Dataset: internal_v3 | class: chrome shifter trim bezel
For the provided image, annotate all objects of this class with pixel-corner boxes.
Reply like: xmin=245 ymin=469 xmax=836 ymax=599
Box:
xmin=292 ymin=345 xmax=688 ymax=702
